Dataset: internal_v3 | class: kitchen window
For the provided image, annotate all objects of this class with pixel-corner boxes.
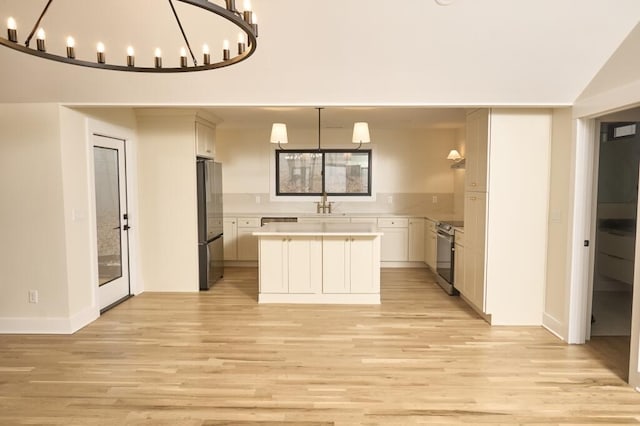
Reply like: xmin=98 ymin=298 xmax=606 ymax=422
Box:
xmin=275 ymin=149 xmax=372 ymax=196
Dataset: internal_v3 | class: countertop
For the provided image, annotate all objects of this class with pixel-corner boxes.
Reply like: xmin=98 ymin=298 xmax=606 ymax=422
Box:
xmin=226 ymin=211 xmax=463 ymax=223
xmin=253 ymin=222 xmax=384 ymax=237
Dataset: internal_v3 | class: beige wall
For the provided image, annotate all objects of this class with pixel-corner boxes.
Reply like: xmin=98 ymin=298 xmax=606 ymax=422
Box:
xmin=0 ymin=104 xmax=70 ymax=325
xmin=542 ymin=108 xmax=573 ymax=337
xmin=485 ymin=109 xmax=552 ymax=325
xmin=216 ymin=126 xmax=460 ymax=215
xmin=136 ymin=113 xmax=199 ymax=292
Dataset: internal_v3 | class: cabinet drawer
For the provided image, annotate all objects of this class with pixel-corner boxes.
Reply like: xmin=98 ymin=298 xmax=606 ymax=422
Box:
xmin=351 ymin=217 xmax=378 ymax=224
xmin=455 ymin=230 xmax=465 ymax=246
xmin=597 ymin=230 xmax=634 ymax=260
xmin=237 ymin=217 xmax=261 ymax=227
xmin=378 ymin=218 xmax=408 ymax=228
xmin=425 ymin=220 xmax=437 ymax=232
xmin=598 ymin=253 xmax=634 ymax=285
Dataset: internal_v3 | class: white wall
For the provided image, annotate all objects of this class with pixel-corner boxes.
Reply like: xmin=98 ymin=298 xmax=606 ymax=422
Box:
xmin=485 ymin=109 xmax=552 ymax=325
xmin=136 ymin=112 xmax=199 ymax=292
xmin=0 ymin=104 xmax=71 ymax=330
xmin=542 ymin=108 xmax=573 ymax=338
xmin=216 ymin=125 xmax=460 ymax=215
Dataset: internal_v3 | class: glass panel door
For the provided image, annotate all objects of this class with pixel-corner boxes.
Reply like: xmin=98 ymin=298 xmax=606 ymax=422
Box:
xmin=93 ymin=135 xmax=130 ymax=311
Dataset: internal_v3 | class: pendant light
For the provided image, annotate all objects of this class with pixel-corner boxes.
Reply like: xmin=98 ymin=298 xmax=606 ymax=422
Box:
xmin=270 ymin=123 xmax=288 ymax=149
xmin=352 ymin=122 xmax=371 ymax=149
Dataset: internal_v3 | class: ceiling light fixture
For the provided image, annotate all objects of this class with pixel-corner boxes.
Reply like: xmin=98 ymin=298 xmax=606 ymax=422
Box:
xmin=270 ymin=109 xmax=372 ymax=151
xmin=1 ymin=0 xmax=258 ymax=73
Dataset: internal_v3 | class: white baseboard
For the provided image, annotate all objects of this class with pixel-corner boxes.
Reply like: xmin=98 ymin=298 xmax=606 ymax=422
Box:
xmin=0 ymin=306 xmax=99 ymax=334
xmin=259 ymin=293 xmax=380 ymax=304
xmin=542 ymin=312 xmax=567 ymax=342
xmin=381 ymin=261 xmax=427 ymax=268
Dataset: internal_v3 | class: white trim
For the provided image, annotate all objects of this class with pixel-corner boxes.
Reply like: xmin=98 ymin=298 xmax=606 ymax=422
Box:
xmin=259 ymin=293 xmax=380 ymax=304
xmin=381 ymin=261 xmax=427 ymax=268
xmin=542 ymin=312 xmax=566 ymax=341
xmin=573 ymin=80 xmax=640 ymax=119
xmin=567 ymin=118 xmax=596 ymax=344
xmin=0 ymin=306 xmax=99 ymax=334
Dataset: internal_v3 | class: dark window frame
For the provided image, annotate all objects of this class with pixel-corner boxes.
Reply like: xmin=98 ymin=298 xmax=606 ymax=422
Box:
xmin=275 ymin=148 xmax=372 ymax=196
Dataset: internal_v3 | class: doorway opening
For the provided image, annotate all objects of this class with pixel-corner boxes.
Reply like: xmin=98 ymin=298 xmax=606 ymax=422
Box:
xmin=588 ymin=121 xmax=639 ymax=381
xmin=93 ymin=134 xmax=131 ymax=312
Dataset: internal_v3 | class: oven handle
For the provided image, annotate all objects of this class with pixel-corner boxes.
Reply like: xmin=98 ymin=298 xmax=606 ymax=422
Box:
xmin=437 ymin=230 xmax=454 ymax=242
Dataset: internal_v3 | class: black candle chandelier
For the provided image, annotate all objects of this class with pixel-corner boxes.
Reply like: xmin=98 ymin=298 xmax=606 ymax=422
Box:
xmin=0 ymin=0 xmax=258 ymax=73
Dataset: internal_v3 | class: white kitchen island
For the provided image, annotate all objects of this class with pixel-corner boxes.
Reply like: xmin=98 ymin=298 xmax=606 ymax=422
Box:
xmin=253 ymin=222 xmax=383 ymax=304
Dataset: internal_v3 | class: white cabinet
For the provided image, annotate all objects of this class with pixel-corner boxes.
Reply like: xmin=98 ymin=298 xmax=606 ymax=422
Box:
xmin=237 ymin=217 xmax=261 ymax=261
xmin=298 ymin=217 xmax=350 ymax=224
xmin=465 ymin=109 xmax=489 ymax=192
xmin=378 ymin=218 xmax=409 ymax=262
xmin=322 ymin=236 xmax=379 ymax=294
xmin=424 ymin=219 xmax=437 ymax=270
xmin=259 ymin=236 xmax=322 ymax=294
xmin=223 ymin=218 xmax=238 ymax=260
xmin=454 ymin=229 xmax=465 ymax=295
xmin=463 ymin=192 xmax=487 ymax=311
xmin=408 ymin=218 xmax=425 ymax=262
xmin=195 ymin=120 xmax=216 ymax=158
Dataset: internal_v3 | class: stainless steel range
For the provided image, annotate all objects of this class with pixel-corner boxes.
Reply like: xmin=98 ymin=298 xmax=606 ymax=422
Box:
xmin=435 ymin=221 xmax=463 ymax=295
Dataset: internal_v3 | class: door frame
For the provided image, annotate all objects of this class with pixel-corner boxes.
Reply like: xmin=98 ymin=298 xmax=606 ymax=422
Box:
xmin=568 ymin=115 xmax=640 ymax=389
xmin=86 ymin=117 xmax=142 ymax=313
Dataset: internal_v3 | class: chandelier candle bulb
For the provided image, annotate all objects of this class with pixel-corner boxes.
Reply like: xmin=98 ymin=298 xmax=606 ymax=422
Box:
xmin=96 ymin=42 xmax=105 ymax=63
xmin=243 ymin=0 xmax=252 ymax=24
xmin=251 ymin=14 xmax=258 ymax=38
xmin=126 ymin=46 xmax=135 ymax=67
xmin=36 ymin=28 xmax=45 ymax=52
xmin=66 ymin=36 xmax=75 ymax=59
xmin=154 ymin=48 xmax=162 ymax=68
xmin=203 ymin=44 xmax=210 ymax=65
xmin=225 ymin=0 xmax=236 ymax=12
xmin=223 ymin=39 xmax=230 ymax=60
xmin=238 ymin=33 xmax=246 ymax=54
xmin=180 ymin=47 xmax=187 ymax=67
xmin=7 ymin=17 xmax=17 ymax=43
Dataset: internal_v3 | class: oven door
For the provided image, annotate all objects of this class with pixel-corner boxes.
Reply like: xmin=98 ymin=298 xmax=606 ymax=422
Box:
xmin=436 ymin=231 xmax=454 ymax=284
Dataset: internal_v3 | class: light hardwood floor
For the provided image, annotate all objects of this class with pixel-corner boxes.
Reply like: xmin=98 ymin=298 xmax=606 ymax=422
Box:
xmin=1 ymin=267 xmax=639 ymax=425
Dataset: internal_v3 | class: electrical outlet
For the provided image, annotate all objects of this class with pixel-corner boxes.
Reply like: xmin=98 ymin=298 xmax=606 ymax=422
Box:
xmin=432 ymin=195 xmax=438 ymax=204
xmin=387 ymin=196 xmax=393 ymax=204
xmin=255 ymin=195 xmax=261 ymax=204
xmin=28 ymin=290 xmax=38 ymax=304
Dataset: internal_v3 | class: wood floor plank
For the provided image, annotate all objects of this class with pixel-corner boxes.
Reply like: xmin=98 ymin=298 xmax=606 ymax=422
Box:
xmin=1 ymin=267 xmax=639 ymax=425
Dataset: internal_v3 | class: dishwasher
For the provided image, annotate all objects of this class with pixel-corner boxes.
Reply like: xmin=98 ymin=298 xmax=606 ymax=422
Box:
xmin=260 ymin=217 xmax=298 ymax=226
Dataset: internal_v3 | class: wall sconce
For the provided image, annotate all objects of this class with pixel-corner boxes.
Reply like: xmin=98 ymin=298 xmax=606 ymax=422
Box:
xmin=352 ymin=122 xmax=371 ymax=150
xmin=447 ymin=149 xmax=465 ymax=169
xmin=270 ymin=123 xmax=288 ymax=149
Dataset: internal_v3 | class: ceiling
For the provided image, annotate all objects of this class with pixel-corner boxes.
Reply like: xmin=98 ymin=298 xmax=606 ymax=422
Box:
xmin=0 ymin=0 xmax=639 ymax=107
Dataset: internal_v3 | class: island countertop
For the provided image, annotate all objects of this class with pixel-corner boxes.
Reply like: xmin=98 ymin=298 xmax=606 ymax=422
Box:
xmin=253 ymin=222 xmax=383 ymax=237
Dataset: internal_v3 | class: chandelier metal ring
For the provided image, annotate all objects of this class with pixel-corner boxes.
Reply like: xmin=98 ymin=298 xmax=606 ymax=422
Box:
xmin=0 ymin=0 xmax=258 ymax=73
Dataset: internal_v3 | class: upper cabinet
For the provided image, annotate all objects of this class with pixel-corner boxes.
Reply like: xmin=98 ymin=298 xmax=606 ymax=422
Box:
xmin=465 ymin=109 xmax=489 ymax=192
xmin=195 ymin=119 xmax=216 ymax=158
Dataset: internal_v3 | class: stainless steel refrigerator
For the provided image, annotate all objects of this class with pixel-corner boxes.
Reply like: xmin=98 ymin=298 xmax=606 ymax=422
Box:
xmin=197 ymin=159 xmax=224 ymax=290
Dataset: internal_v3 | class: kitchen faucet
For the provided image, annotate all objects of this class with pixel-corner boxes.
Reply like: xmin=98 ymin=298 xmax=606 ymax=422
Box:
xmin=316 ymin=192 xmax=333 ymax=214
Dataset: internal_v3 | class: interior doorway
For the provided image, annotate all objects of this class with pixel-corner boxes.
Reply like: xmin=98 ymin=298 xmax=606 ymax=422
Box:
xmin=93 ymin=134 xmax=131 ymax=312
xmin=588 ymin=120 xmax=639 ymax=381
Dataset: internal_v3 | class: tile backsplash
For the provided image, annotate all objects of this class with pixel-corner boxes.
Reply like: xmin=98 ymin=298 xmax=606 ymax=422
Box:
xmin=224 ymin=192 xmax=454 ymax=216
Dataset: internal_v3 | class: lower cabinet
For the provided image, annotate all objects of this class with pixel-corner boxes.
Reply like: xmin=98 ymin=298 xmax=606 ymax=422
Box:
xmin=424 ymin=219 xmax=437 ymax=270
xmin=464 ymin=192 xmax=487 ymax=312
xmin=259 ymin=237 xmax=322 ymax=293
xmin=408 ymin=218 xmax=425 ymax=261
xmin=223 ymin=218 xmax=238 ymax=260
xmin=322 ymin=236 xmax=379 ymax=293
xmin=454 ymin=239 xmax=465 ymax=295
xmin=237 ymin=217 xmax=261 ymax=261
xmin=378 ymin=218 xmax=409 ymax=262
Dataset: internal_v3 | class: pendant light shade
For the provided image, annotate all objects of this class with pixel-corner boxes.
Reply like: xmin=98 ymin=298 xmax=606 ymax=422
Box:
xmin=270 ymin=123 xmax=288 ymax=145
xmin=352 ymin=122 xmax=371 ymax=144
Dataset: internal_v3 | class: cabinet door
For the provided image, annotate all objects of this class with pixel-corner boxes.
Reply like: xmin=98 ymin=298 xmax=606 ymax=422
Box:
xmin=322 ymin=237 xmax=350 ymax=293
xmin=259 ymin=238 xmax=288 ymax=293
xmin=350 ymin=237 xmax=377 ymax=293
xmin=465 ymin=109 xmax=489 ymax=192
xmin=464 ymin=192 xmax=487 ymax=311
xmin=454 ymin=243 xmax=465 ymax=295
xmin=237 ymin=228 xmax=259 ymax=260
xmin=408 ymin=218 xmax=425 ymax=262
xmin=288 ymin=237 xmax=321 ymax=294
xmin=425 ymin=230 xmax=437 ymax=270
xmin=223 ymin=218 xmax=237 ymax=260
xmin=380 ymin=227 xmax=409 ymax=261
xmin=195 ymin=121 xmax=215 ymax=158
